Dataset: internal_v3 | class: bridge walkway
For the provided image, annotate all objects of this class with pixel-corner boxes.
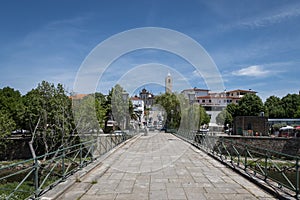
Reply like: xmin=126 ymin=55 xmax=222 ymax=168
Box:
xmin=46 ymin=132 xmax=275 ymax=200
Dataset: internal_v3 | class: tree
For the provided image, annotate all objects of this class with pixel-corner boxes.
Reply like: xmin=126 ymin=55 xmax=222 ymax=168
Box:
xmin=103 ymin=84 xmax=131 ymax=132
xmin=264 ymin=96 xmax=284 ymax=118
xmin=0 ymin=111 xmax=15 ymax=154
xmin=0 ymin=87 xmax=25 ymax=129
xmin=226 ymin=103 xmax=238 ymax=118
xmin=216 ymin=109 xmax=233 ymax=126
xmin=95 ymin=92 xmax=108 ymax=129
xmin=190 ymin=104 xmax=210 ymax=129
xmin=155 ymin=93 xmax=209 ymax=130
xmin=281 ymin=94 xmax=300 ymax=118
xmin=73 ymin=94 xmax=101 ymax=133
xmin=155 ymin=93 xmax=181 ymax=129
xmin=236 ymin=93 xmax=264 ymax=116
xmin=23 ymin=81 xmax=74 ymax=156
xmin=295 ymin=105 xmax=300 ymax=118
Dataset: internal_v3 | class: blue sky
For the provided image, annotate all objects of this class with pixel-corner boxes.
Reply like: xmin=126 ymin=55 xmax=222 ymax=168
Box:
xmin=1 ymin=0 xmax=300 ymax=101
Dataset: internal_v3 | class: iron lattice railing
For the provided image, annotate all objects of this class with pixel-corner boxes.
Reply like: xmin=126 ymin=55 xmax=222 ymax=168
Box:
xmin=0 ymin=133 xmax=131 ymax=200
xmin=174 ymin=130 xmax=300 ymax=199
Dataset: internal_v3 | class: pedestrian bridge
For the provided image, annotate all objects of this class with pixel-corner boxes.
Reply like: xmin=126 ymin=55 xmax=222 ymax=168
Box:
xmin=42 ymin=132 xmax=277 ymax=200
xmin=1 ymin=131 xmax=298 ymax=199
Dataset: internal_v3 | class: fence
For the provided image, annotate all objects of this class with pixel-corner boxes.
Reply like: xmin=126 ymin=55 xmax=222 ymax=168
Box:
xmin=0 ymin=133 xmax=131 ymax=200
xmin=174 ymin=129 xmax=300 ymax=199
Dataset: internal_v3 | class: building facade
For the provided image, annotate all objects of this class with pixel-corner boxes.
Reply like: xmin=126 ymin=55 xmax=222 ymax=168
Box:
xmin=139 ymin=88 xmax=155 ymax=108
xmin=131 ymin=96 xmax=145 ymax=124
xmin=181 ymin=88 xmax=257 ymax=125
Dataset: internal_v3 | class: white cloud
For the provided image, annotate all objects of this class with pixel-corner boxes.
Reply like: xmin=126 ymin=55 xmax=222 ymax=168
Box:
xmin=232 ymin=65 xmax=270 ymax=77
xmin=241 ymin=4 xmax=300 ymax=28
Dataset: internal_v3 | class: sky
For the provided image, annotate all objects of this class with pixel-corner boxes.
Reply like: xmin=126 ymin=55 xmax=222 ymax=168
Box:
xmin=1 ymin=0 xmax=300 ymax=101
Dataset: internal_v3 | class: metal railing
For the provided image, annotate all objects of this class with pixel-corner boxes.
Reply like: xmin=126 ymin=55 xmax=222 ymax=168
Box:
xmin=174 ymin=130 xmax=300 ymax=199
xmin=0 ymin=133 xmax=131 ymax=200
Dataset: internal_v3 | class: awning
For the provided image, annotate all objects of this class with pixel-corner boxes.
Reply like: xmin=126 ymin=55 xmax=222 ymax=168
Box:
xmin=279 ymin=126 xmax=294 ymax=130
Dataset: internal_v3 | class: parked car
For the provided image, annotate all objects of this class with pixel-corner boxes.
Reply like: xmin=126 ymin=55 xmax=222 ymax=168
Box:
xmin=113 ymin=130 xmax=126 ymax=136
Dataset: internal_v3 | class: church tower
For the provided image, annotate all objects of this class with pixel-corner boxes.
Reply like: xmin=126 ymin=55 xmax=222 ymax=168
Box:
xmin=165 ymin=72 xmax=172 ymax=94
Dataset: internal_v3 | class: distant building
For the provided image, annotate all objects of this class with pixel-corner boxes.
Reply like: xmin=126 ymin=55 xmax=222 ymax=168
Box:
xmin=139 ymin=88 xmax=155 ymax=108
xmin=69 ymin=93 xmax=89 ymax=100
xmin=181 ymin=88 xmax=257 ymax=125
xmin=268 ymin=119 xmax=300 ymax=126
xmin=165 ymin=72 xmax=172 ymax=94
xmin=181 ymin=88 xmax=210 ymax=98
xmin=130 ymin=96 xmax=145 ymax=123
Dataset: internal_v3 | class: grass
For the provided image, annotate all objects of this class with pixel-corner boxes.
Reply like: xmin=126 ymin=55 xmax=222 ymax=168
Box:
xmin=0 ymin=181 xmax=34 ymax=200
xmin=91 ymin=180 xmax=97 ymax=184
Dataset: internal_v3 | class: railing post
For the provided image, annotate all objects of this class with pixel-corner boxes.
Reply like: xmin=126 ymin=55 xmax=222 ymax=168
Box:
xmin=296 ymin=158 xmax=299 ymax=199
xmin=105 ymin=135 xmax=108 ymax=153
xmin=244 ymin=144 xmax=248 ymax=170
xmin=110 ymin=135 xmax=112 ymax=150
xmin=34 ymin=157 xmax=40 ymax=199
xmin=264 ymin=151 xmax=268 ymax=181
xmin=79 ymin=143 xmax=83 ymax=168
xmin=230 ymin=141 xmax=233 ymax=164
xmin=91 ymin=142 xmax=94 ymax=162
xmin=62 ymin=148 xmax=66 ymax=180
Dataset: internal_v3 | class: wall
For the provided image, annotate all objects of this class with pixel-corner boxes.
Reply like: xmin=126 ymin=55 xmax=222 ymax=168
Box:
xmin=220 ymin=135 xmax=300 ymax=157
xmin=0 ymin=137 xmax=32 ymax=160
xmin=233 ymin=116 xmax=268 ymax=136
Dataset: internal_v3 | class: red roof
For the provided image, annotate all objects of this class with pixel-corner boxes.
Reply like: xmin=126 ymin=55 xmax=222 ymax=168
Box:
xmin=130 ymin=96 xmax=141 ymax=100
xmin=69 ymin=94 xmax=89 ymax=100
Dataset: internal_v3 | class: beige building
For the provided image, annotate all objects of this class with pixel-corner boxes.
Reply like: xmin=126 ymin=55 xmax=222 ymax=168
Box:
xmin=181 ymin=88 xmax=257 ymax=125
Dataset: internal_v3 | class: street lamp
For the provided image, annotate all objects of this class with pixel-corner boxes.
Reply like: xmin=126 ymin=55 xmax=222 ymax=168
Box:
xmin=170 ymin=109 xmax=174 ymax=130
xmin=187 ymin=91 xmax=195 ymax=132
xmin=122 ymin=91 xmax=129 ymax=130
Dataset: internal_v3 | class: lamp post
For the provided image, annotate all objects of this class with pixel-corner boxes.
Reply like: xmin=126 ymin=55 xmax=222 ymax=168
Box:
xmin=170 ymin=109 xmax=174 ymax=130
xmin=122 ymin=91 xmax=129 ymax=130
xmin=187 ymin=91 xmax=195 ymax=132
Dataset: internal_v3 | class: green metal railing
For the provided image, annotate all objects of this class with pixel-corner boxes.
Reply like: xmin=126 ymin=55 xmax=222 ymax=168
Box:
xmin=174 ymin=130 xmax=300 ymax=199
xmin=0 ymin=133 xmax=131 ymax=200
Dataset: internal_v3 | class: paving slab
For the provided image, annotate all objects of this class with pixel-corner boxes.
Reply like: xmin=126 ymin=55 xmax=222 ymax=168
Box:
xmin=51 ymin=132 xmax=276 ymax=200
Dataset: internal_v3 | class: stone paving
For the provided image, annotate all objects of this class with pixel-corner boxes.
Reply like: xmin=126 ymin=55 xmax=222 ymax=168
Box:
xmin=55 ymin=132 xmax=276 ymax=200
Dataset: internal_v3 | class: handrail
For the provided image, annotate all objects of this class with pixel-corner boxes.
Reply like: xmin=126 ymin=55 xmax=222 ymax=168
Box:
xmin=174 ymin=130 xmax=300 ymax=199
xmin=0 ymin=133 xmax=132 ymax=199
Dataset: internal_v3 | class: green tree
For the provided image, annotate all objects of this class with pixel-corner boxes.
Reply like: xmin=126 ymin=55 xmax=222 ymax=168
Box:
xmin=281 ymin=94 xmax=300 ymax=118
xmin=190 ymin=104 xmax=210 ymax=129
xmin=216 ymin=109 xmax=233 ymax=126
xmin=236 ymin=93 xmax=264 ymax=116
xmin=0 ymin=87 xmax=25 ymax=129
xmin=155 ymin=93 xmax=209 ymax=130
xmin=226 ymin=103 xmax=238 ymax=118
xmin=24 ymin=81 xmax=74 ymax=155
xmin=104 ymin=84 xmax=131 ymax=132
xmin=95 ymin=92 xmax=108 ymax=129
xmin=73 ymin=94 xmax=101 ymax=133
xmin=264 ymin=96 xmax=284 ymax=118
xmin=155 ymin=93 xmax=181 ymax=129
xmin=0 ymin=111 xmax=16 ymax=153
xmin=295 ymin=105 xmax=300 ymax=118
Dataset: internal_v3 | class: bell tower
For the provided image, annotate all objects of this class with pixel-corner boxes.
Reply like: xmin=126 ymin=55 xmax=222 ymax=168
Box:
xmin=165 ymin=72 xmax=172 ymax=94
